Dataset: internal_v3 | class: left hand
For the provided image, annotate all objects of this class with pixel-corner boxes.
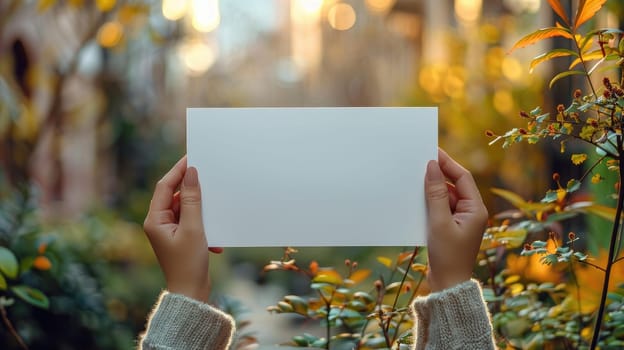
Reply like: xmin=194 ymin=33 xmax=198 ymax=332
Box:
xmin=143 ymin=156 xmax=222 ymax=303
xmin=424 ymin=149 xmax=488 ymax=292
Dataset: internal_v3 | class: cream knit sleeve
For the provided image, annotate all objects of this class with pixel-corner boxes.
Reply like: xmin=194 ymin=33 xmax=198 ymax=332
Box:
xmin=140 ymin=291 xmax=235 ymax=350
xmin=411 ymin=279 xmax=495 ymax=350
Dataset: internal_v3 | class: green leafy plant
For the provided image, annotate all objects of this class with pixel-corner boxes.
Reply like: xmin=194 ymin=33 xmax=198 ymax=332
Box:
xmin=487 ymin=0 xmax=624 ymax=348
xmin=264 ymin=247 xmax=427 ymax=349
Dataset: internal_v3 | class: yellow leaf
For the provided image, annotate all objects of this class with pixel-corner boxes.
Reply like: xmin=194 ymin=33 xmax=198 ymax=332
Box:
xmin=566 ymin=201 xmax=617 ymax=222
xmin=96 ymin=0 xmax=116 ymax=12
xmin=556 ymin=188 xmax=567 ymax=202
xmin=376 ymin=256 xmax=392 ymax=268
xmin=571 ymin=153 xmax=588 ymax=165
xmin=548 ymin=0 xmax=570 ymax=26
xmin=569 ymin=49 xmax=605 ymax=70
xmin=411 ymin=263 xmax=427 ymax=273
xmin=312 ymin=269 xmax=343 ymax=285
xmin=38 ymin=0 xmax=56 ymax=12
xmin=574 ymin=0 xmax=608 ymax=30
xmin=509 ymin=27 xmax=573 ymax=53
xmin=591 ymin=173 xmax=602 ymax=184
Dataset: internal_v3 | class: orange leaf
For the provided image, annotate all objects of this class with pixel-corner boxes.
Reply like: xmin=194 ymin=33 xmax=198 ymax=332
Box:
xmin=548 ymin=0 xmax=570 ymax=26
xmin=574 ymin=0 xmax=608 ymax=30
xmin=349 ymin=269 xmax=371 ymax=284
xmin=397 ymin=251 xmax=415 ymax=265
xmin=510 ymin=27 xmax=573 ymax=53
xmin=309 ymin=261 xmax=319 ymax=276
xmin=37 ymin=243 xmax=47 ymax=255
xmin=33 ymin=256 xmax=52 ymax=271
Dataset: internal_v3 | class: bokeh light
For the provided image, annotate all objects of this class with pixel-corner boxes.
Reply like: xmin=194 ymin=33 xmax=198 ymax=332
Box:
xmin=296 ymin=0 xmax=325 ymax=15
xmin=455 ymin=0 xmax=482 ymax=22
xmin=328 ymin=3 xmax=356 ymax=31
xmin=365 ymin=0 xmax=396 ymax=14
xmin=177 ymin=39 xmax=218 ymax=76
xmin=192 ymin=0 xmax=220 ymax=32
xmin=162 ymin=0 xmax=188 ymax=21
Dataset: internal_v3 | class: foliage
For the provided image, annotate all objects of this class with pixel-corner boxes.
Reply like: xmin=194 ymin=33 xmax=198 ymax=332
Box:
xmin=486 ymin=0 xmax=624 ymax=348
xmin=264 ymin=247 xmax=426 ymax=349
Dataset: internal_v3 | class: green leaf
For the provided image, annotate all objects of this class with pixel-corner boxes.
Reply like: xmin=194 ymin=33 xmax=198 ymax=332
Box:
xmin=0 ymin=274 xmax=6 ymax=290
xmin=529 ymin=49 xmax=577 ymax=73
xmin=549 ymin=70 xmax=587 ymax=89
xmin=0 ymin=247 xmax=18 ymax=279
xmin=542 ymin=190 xmax=559 ymax=203
xmin=283 ymin=295 xmax=308 ymax=315
xmin=11 ymin=285 xmax=49 ymax=309
xmin=510 ymin=27 xmax=573 ymax=53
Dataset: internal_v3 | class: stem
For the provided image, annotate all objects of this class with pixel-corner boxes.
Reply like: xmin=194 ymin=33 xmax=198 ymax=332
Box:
xmin=568 ymin=261 xmax=583 ymax=348
xmin=390 ymin=271 xmax=426 ymax=345
xmin=589 ymin=136 xmax=624 ymax=349
xmin=0 ymin=303 xmax=28 ymax=350
xmin=383 ymin=246 xmax=419 ymax=346
xmin=572 ymin=31 xmax=598 ymax=97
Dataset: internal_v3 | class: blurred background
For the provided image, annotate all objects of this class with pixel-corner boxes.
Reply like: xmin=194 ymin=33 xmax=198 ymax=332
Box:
xmin=1 ymin=0 xmax=623 ymax=348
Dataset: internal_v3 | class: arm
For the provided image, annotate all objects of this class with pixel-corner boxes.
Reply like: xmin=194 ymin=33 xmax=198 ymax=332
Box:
xmin=413 ymin=149 xmax=495 ymax=350
xmin=139 ymin=156 xmax=234 ymax=350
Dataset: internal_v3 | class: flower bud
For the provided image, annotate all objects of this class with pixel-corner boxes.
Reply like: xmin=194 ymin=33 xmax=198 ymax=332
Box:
xmin=573 ymin=89 xmax=582 ymax=99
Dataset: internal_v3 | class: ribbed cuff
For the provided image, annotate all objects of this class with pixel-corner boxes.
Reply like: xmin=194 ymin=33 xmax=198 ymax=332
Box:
xmin=141 ymin=291 xmax=235 ymax=350
xmin=412 ymin=279 xmax=494 ymax=350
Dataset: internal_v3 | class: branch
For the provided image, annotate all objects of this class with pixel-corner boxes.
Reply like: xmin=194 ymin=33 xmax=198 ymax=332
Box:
xmin=0 ymin=303 xmax=28 ymax=350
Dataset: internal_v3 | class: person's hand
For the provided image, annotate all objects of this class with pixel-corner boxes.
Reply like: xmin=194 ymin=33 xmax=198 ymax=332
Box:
xmin=424 ymin=148 xmax=488 ymax=292
xmin=143 ymin=156 xmax=222 ymax=303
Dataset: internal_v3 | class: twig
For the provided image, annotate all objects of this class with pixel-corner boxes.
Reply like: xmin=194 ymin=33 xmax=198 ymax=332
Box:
xmin=0 ymin=303 xmax=28 ymax=350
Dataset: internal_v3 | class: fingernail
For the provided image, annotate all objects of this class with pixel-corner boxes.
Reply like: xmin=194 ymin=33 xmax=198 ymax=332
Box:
xmin=184 ymin=167 xmax=199 ymax=187
xmin=426 ymin=160 xmax=443 ymax=181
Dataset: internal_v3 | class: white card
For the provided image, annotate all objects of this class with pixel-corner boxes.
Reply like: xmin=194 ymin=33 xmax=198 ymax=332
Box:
xmin=187 ymin=107 xmax=437 ymax=247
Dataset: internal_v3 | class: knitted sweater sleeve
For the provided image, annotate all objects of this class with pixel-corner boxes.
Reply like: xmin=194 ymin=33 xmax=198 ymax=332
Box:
xmin=411 ymin=279 xmax=495 ymax=350
xmin=139 ymin=291 xmax=235 ymax=350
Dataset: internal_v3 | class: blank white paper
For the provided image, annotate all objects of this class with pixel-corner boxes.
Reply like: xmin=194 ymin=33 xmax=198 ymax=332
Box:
xmin=186 ymin=107 xmax=437 ymax=247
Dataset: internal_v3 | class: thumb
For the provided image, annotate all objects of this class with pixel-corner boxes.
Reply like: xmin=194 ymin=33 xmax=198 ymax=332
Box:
xmin=179 ymin=167 xmax=205 ymax=233
xmin=424 ymin=160 xmax=453 ymax=221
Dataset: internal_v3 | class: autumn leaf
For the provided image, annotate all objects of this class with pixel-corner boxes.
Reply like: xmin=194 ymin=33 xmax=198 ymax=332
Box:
xmin=376 ymin=256 xmax=393 ymax=268
xmin=569 ymin=49 xmax=606 ymax=70
xmin=509 ymin=27 xmax=573 ymax=53
xmin=548 ymin=0 xmax=570 ymax=26
xmin=574 ymin=0 xmax=608 ymax=31
xmin=348 ymin=269 xmax=371 ymax=284
xmin=571 ymin=153 xmax=588 ymax=165
xmin=529 ymin=49 xmax=577 ymax=73
xmin=591 ymin=173 xmax=602 ymax=183
xmin=33 ymin=256 xmax=52 ymax=271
